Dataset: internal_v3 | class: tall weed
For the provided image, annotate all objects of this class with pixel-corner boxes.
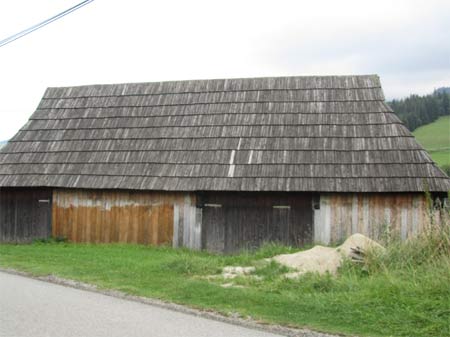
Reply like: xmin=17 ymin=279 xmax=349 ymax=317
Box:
xmin=359 ymin=204 xmax=450 ymax=275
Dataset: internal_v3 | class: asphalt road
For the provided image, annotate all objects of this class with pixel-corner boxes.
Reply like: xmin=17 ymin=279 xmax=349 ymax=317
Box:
xmin=0 ymin=272 xmax=284 ymax=337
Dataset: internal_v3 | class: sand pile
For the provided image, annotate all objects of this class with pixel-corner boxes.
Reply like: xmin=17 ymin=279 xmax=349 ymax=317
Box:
xmin=337 ymin=233 xmax=384 ymax=256
xmin=273 ymin=233 xmax=384 ymax=277
xmin=274 ymin=245 xmax=342 ymax=276
xmin=222 ymin=266 xmax=256 ymax=279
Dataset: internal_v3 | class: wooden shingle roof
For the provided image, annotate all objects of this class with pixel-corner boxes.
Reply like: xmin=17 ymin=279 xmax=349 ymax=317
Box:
xmin=0 ymin=75 xmax=449 ymax=192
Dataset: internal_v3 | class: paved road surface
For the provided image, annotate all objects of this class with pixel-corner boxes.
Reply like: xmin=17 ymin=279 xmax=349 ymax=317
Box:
xmin=0 ymin=272 xmax=283 ymax=337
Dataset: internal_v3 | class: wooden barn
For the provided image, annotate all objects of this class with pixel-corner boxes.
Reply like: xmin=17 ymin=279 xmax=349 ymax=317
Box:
xmin=0 ymin=75 xmax=449 ymax=252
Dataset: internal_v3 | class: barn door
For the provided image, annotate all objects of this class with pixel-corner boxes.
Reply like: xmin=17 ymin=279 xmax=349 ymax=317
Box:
xmin=35 ymin=190 xmax=52 ymax=239
xmin=223 ymin=204 xmax=291 ymax=253
xmin=288 ymin=195 xmax=313 ymax=245
xmin=0 ymin=189 xmax=52 ymax=242
xmin=201 ymin=192 xmax=313 ymax=253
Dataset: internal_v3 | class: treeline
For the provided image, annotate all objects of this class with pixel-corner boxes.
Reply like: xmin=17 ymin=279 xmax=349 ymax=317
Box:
xmin=388 ymin=88 xmax=450 ymax=131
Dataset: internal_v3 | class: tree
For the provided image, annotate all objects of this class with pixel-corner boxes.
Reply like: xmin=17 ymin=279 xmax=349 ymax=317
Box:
xmin=387 ymin=89 xmax=450 ymax=131
xmin=442 ymin=91 xmax=450 ymax=115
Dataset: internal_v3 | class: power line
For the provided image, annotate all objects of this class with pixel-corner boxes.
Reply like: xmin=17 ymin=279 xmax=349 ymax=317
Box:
xmin=0 ymin=0 xmax=94 ymax=48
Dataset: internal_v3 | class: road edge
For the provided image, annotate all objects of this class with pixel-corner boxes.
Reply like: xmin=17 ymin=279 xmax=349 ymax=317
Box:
xmin=0 ymin=268 xmax=343 ymax=337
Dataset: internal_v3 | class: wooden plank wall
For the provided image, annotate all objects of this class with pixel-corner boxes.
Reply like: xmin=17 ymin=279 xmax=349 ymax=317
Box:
xmin=314 ymin=193 xmax=428 ymax=244
xmin=52 ymin=189 xmax=197 ymax=246
xmin=0 ymin=188 xmax=52 ymax=242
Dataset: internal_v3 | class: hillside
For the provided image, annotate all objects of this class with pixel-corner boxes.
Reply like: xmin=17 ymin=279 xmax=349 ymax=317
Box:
xmin=413 ymin=116 xmax=450 ymax=169
xmin=388 ymin=89 xmax=449 ymax=131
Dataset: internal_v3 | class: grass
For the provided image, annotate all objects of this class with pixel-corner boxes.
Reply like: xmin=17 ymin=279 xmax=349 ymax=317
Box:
xmin=428 ymin=151 xmax=450 ymax=169
xmin=1 ymin=220 xmax=450 ymax=337
xmin=413 ymin=116 xmax=450 ymax=167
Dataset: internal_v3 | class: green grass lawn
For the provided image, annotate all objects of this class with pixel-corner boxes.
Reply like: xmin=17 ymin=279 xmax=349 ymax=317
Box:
xmin=413 ymin=116 xmax=450 ymax=167
xmin=1 ymin=239 xmax=449 ymax=337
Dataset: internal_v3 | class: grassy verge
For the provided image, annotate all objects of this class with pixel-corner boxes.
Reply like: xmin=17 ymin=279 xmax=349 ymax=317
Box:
xmin=1 ymin=222 xmax=449 ymax=337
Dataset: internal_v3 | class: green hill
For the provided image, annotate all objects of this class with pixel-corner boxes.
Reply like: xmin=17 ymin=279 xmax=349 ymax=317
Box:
xmin=388 ymin=90 xmax=449 ymax=131
xmin=412 ymin=115 xmax=450 ymax=168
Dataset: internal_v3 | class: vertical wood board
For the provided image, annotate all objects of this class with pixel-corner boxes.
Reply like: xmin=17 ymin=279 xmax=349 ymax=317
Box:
xmin=316 ymin=193 xmax=431 ymax=244
xmin=52 ymin=189 xmax=193 ymax=245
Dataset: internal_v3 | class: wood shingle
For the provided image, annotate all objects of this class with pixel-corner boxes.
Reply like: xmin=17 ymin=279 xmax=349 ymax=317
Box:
xmin=0 ymin=75 xmax=449 ymax=192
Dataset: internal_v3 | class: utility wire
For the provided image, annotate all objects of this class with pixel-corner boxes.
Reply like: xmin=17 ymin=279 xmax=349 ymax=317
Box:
xmin=0 ymin=0 xmax=94 ymax=48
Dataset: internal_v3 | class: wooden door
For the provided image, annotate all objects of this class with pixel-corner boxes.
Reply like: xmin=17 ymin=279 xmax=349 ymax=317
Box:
xmin=202 ymin=192 xmax=313 ymax=253
xmin=35 ymin=191 xmax=52 ymax=239
xmin=0 ymin=188 xmax=52 ymax=242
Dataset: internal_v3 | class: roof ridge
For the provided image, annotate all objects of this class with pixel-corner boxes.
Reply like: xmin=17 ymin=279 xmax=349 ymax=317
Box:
xmin=45 ymin=74 xmax=380 ymax=91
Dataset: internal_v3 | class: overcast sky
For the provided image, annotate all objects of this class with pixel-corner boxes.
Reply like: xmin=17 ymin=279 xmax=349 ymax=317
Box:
xmin=0 ymin=0 xmax=449 ymax=140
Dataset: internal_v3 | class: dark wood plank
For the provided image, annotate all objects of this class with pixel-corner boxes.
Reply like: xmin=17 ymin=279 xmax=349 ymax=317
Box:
xmin=202 ymin=192 xmax=313 ymax=253
xmin=0 ymin=188 xmax=52 ymax=242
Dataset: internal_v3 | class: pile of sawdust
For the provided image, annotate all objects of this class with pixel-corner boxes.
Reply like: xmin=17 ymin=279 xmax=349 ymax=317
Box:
xmin=275 ymin=246 xmax=342 ymax=277
xmin=273 ymin=233 xmax=384 ymax=278
xmin=217 ymin=234 xmax=384 ymax=283
xmin=217 ymin=266 xmax=259 ymax=288
xmin=222 ymin=266 xmax=256 ymax=279
xmin=336 ymin=233 xmax=384 ymax=256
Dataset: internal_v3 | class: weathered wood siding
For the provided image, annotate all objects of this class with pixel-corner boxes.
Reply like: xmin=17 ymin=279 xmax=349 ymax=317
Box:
xmin=201 ymin=192 xmax=313 ymax=253
xmin=52 ymin=189 xmax=197 ymax=246
xmin=314 ymin=193 xmax=428 ymax=244
xmin=0 ymin=188 xmax=52 ymax=242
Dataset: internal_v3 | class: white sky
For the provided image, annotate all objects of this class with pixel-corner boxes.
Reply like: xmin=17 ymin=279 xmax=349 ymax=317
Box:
xmin=0 ymin=0 xmax=449 ymax=140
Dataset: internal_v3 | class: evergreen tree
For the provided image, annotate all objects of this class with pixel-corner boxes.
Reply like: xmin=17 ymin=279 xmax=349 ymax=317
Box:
xmin=387 ymin=88 xmax=450 ymax=131
xmin=442 ymin=91 xmax=450 ymax=115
